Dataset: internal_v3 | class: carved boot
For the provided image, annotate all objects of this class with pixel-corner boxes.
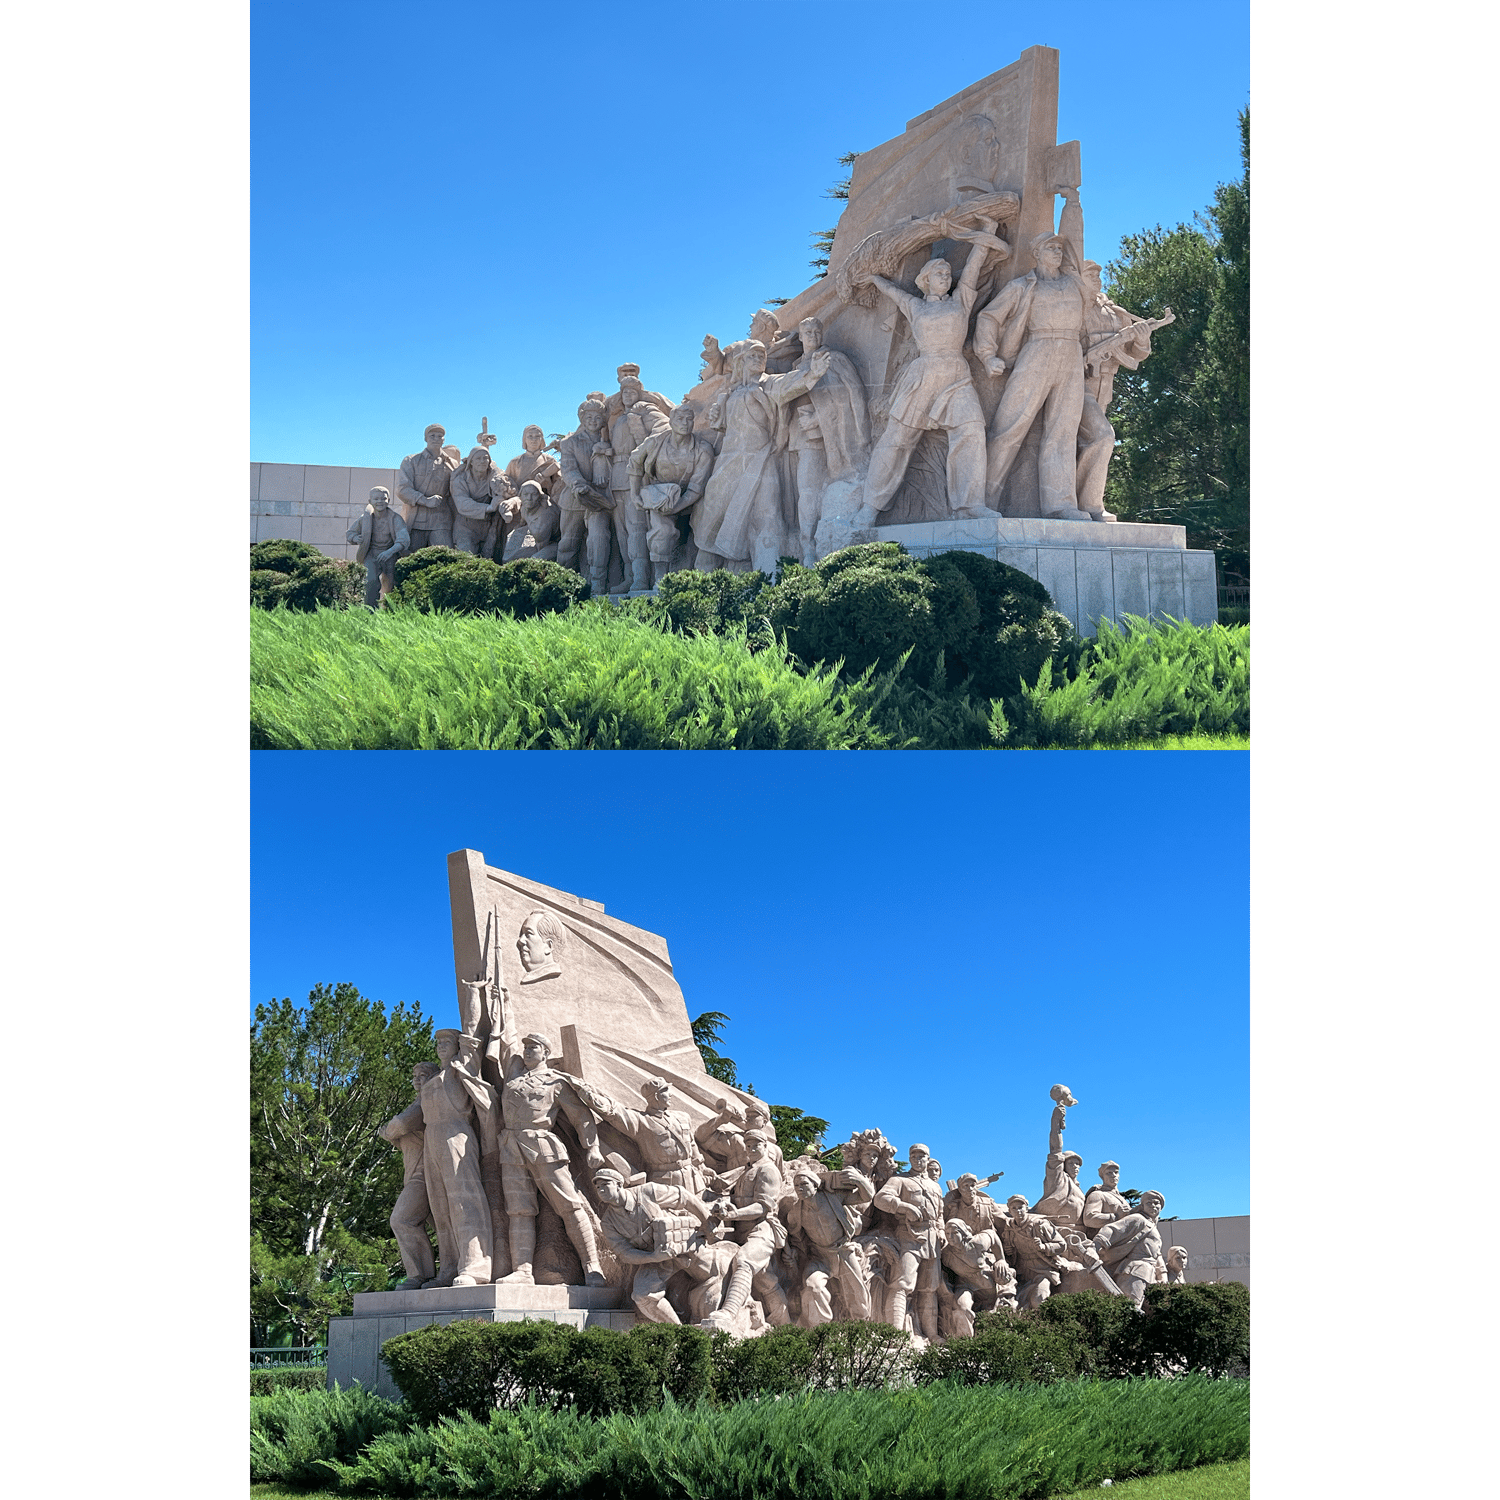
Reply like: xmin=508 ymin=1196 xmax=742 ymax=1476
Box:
xmin=915 ymin=1291 xmax=941 ymax=1342
xmin=631 ymin=556 xmax=652 ymax=592
xmin=565 ymin=1208 xmax=608 ymax=1287
xmin=887 ymin=1288 xmax=909 ymax=1333
xmin=757 ymin=1277 xmax=792 ymax=1327
xmin=710 ymin=1260 xmax=756 ymax=1327
xmin=499 ymin=1216 xmax=536 ymax=1283
xmin=589 ymin=569 xmax=609 ymax=600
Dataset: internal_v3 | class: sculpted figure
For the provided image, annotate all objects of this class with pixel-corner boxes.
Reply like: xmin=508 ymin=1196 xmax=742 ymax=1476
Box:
xmin=783 ymin=316 xmax=871 ymax=565
xmin=397 ymin=423 xmax=460 ymax=550
xmin=1165 ymin=1245 xmax=1189 ymax=1285
xmin=555 ymin=398 xmax=617 ymax=597
xmin=570 ymin=1075 xmax=705 ymax=1192
xmin=379 ymin=1062 xmax=443 ymax=1288
xmin=592 ymin=1166 xmax=723 ymax=1324
xmin=693 ymin=340 xmax=834 ymax=574
xmin=510 ymin=480 xmax=560 ymax=561
xmin=504 ymin=426 xmax=563 ymax=558
xmin=944 ymin=1172 xmax=1008 ymax=1240
xmin=603 ymin=365 xmax=672 ymax=591
xmin=852 ymin=217 xmax=1005 ymax=529
xmin=1072 ymin=263 xmax=1174 ymax=522
xmin=695 ymin=1096 xmax=784 ymax=1178
xmin=939 ymin=1218 xmax=1009 ymax=1336
xmin=1000 ymin=1193 xmax=1083 ymax=1310
xmin=871 ymin=1142 xmax=947 ymax=1341
xmin=487 ymin=1023 xmax=608 ymax=1287
xmin=975 ymin=187 xmax=1101 ymax=521
xmin=1047 ymin=1084 xmax=1078 ymax=1155
xmin=515 ymin=910 xmax=565 ymax=985
xmin=626 ymin=403 xmax=716 ymax=586
xmin=702 ymin=1129 xmax=792 ymax=1330
xmin=418 ymin=1029 xmax=501 ymax=1287
xmin=450 ymin=446 xmax=514 ymax=558
xmin=748 ymin=308 xmax=799 ymax=372
xmin=1091 ymin=1190 xmax=1168 ymax=1308
xmin=352 ymin=486 xmax=410 ymax=607
xmin=1083 ymin=1161 xmax=1133 ymax=1237
xmin=782 ymin=1160 xmax=874 ymax=1326
xmin=1034 ymin=1149 xmax=1086 ymax=1234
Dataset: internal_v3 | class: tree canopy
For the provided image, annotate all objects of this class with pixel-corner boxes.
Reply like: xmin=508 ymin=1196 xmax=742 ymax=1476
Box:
xmin=250 ymin=982 xmax=434 ymax=1345
xmin=1104 ymin=109 xmax=1249 ymax=585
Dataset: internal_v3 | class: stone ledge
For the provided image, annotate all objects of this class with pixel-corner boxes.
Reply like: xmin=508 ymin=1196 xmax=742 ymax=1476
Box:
xmin=878 ymin=515 xmax=1187 ymax=551
xmin=353 ymin=1282 xmax=628 ymax=1315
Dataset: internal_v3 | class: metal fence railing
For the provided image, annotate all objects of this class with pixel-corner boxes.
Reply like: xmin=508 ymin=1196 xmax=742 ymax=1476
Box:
xmin=251 ymin=1346 xmax=327 ymax=1368
xmin=1217 ymin=585 xmax=1249 ymax=611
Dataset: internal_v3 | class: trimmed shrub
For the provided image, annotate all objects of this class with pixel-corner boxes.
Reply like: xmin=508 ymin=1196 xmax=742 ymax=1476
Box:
xmin=1026 ymin=1289 xmax=1144 ymax=1378
xmin=709 ymin=1323 xmax=817 ymax=1403
xmin=1126 ymin=1282 xmax=1250 ymax=1378
xmin=380 ymin=1318 xmax=714 ymax=1425
xmin=711 ymin=1319 xmax=914 ymax=1402
xmin=388 ymin=552 xmax=587 ymax=616
xmin=249 ymin=1382 xmax=408 ymax=1486
xmin=250 ymin=1365 xmax=326 ymax=1396
xmin=912 ymin=1315 xmax=1082 ymax=1386
xmin=647 ymin=567 xmax=775 ymax=650
xmin=250 ymin=538 xmax=325 ymax=574
xmin=249 ymin=541 xmax=362 ymax=611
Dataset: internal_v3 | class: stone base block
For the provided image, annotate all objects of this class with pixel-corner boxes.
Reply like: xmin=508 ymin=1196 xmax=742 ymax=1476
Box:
xmin=875 ymin=515 xmax=1217 ymax=630
xmin=329 ymin=1284 xmax=638 ymax=1400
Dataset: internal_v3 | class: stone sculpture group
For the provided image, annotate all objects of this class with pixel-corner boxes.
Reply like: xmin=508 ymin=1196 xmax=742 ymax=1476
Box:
xmin=379 ymin=936 xmax=1185 ymax=1343
xmin=347 ymin=180 xmax=1172 ymax=609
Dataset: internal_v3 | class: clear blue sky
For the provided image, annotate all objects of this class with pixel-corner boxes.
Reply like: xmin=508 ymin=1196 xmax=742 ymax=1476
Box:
xmin=252 ymin=0 xmax=1248 ymax=467
xmin=252 ymin=750 xmax=1248 ymax=1219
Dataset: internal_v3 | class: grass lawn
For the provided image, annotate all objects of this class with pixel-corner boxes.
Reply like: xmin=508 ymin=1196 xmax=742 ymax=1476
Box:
xmin=1090 ymin=733 xmax=1248 ymax=750
xmin=249 ymin=1460 xmax=1251 ymax=1500
xmin=1055 ymin=1459 xmax=1249 ymax=1497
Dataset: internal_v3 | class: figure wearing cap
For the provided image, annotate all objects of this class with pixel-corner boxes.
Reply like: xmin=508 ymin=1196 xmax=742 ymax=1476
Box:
xmin=701 ymin=1128 xmax=793 ymax=1332
xmin=554 ymin=398 xmax=618 ymax=598
xmin=694 ymin=1095 xmax=785 ymax=1179
xmin=591 ymin=1166 xmax=727 ymax=1324
xmin=569 ymin=1075 xmax=706 ymax=1194
xmin=489 ymin=1026 xmax=609 ymax=1287
xmin=450 ymin=445 xmax=516 ymax=559
xmin=1034 ymin=1148 xmax=1087 ymax=1234
xmin=397 ymin=424 xmax=461 ymax=550
xmin=1000 ymin=1192 xmax=1083 ymax=1310
xmin=1082 ymin=1160 xmax=1132 ymax=1237
xmin=1090 ymin=1191 xmax=1168 ymax=1308
xmin=600 ymin=365 xmax=670 ymax=592
xmin=351 ymin=486 xmax=411 ymax=608
xmin=973 ymin=186 xmax=1100 ymax=522
xmin=782 ymin=1159 xmax=875 ymax=1326
xmin=871 ymin=1143 xmax=948 ymax=1341
xmin=943 ymin=1172 xmax=1008 ymax=1243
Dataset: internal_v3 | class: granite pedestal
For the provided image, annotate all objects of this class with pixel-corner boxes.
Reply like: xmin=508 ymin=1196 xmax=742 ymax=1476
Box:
xmin=326 ymin=1284 xmax=638 ymax=1399
xmin=875 ymin=515 xmax=1217 ymax=631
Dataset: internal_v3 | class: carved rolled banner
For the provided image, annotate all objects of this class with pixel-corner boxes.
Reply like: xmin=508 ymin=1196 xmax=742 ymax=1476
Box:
xmin=446 ymin=850 xmax=757 ymax=1141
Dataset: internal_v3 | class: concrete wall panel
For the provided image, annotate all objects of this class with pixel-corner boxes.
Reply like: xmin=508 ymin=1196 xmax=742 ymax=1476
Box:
xmin=1035 ymin=549 xmax=1078 ymax=630
xmin=1147 ymin=550 xmax=1185 ymax=623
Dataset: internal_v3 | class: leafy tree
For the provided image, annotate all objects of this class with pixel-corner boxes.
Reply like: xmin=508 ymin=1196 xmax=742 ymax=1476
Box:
xmin=251 ymin=982 xmax=435 ymax=1345
xmin=690 ymin=1011 xmax=739 ymax=1087
xmin=1104 ymin=110 xmax=1249 ymax=585
xmin=690 ymin=1012 xmax=829 ymax=1160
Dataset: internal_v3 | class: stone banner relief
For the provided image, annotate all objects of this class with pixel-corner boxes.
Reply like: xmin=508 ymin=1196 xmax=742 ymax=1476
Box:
xmin=353 ymin=851 xmax=1189 ymax=1357
xmin=317 ymin=49 xmax=1193 ymax=607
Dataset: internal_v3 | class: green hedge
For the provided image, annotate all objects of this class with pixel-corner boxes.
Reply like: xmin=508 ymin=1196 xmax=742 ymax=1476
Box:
xmin=250 ymin=605 xmax=886 ymax=749
xmin=380 ymin=1320 xmax=714 ymax=1425
xmin=250 ymin=540 xmax=363 ymax=612
xmin=255 ymin=1376 xmax=1249 ymax=1499
xmin=251 ymin=1366 xmax=327 ymax=1396
xmin=388 ymin=550 xmax=586 ymax=617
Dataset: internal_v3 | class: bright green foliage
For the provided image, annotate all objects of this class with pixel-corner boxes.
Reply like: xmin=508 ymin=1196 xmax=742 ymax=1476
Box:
xmin=251 ymin=983 xmax=435 ymax=1345
xmin=711 ymin=1319 xmax=913 ymax=1403
xmin=387 ymin=552 xmax=587 ymax=617
xmin=913 ymin=1316 xmax=1084 ymax=1386
xmin=1105 ymin=111 xmax=1250 ymax=584
xmin=1000 ymin=617 xmax=1249 ymax=747
xmin=249 ymin=1383 xmax=409 ymax=1487
xmin=271 ymin=1375 xmax=1248 ymax=1498
xmin=250 ymin=605 xmax=887 ymax=749
xmin=767 ymin=1103 xmax=831 ymax=1159
xmin=1026 ymin=1288 xmax=1144 ymax=1377
xmin=251 ymin=1366 xmax=327 ymax=1396
xmin=380 ymin=1320 xmax=715 ymax=1425
xmin=251 ymin=539 xmax=363 ymax=611
xmin=645 ymin=568 xmax=775 ymax=651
